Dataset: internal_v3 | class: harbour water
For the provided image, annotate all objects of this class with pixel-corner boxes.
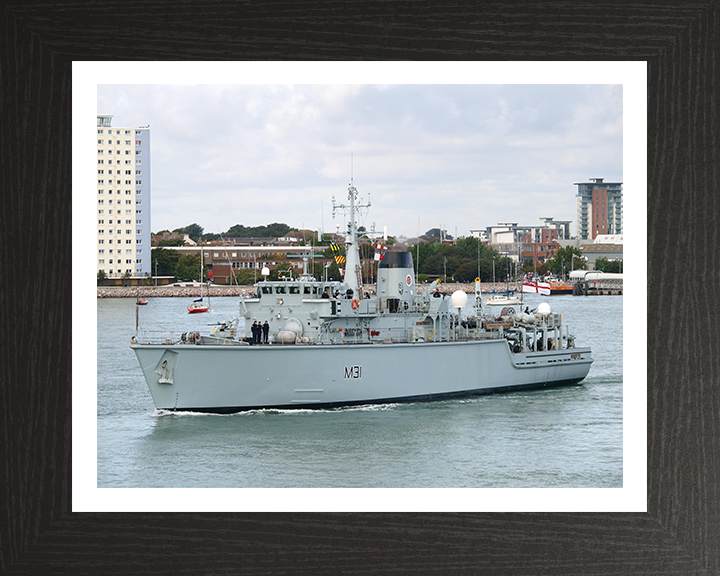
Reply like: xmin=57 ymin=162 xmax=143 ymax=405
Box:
xmin=97 ymin=292 xmax=623 ymax=488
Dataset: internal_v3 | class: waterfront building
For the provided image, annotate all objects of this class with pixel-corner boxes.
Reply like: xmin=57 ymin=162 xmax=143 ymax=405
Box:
xmin=476 ymin=218 xmax=571 ymax=267
xmin=574 ymin=177 xmax=622 ymax=240
xmin=96 ymin=115 xmax=151 ymax=279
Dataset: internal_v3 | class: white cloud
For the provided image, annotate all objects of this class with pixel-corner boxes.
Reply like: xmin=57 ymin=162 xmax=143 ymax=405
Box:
xmin=97 ymin=82 xmax=623 ymax=238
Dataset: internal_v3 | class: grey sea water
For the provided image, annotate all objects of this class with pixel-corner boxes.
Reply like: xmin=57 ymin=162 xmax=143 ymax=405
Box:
xmin=97 ymin=292 xmax=623 ymax=488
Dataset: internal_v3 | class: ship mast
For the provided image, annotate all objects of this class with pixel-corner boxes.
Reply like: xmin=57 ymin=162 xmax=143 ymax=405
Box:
xmin=332 ymin=179 xmax=370 ymax=299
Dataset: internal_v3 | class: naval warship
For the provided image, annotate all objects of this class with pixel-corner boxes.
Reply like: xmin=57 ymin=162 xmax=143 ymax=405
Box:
xmin=131 ymin=181 xmax=593 ymax=413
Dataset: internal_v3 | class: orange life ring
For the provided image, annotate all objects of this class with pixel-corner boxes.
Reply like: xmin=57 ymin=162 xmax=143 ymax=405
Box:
xmin=351 ymin=299 xmax=359 ymax=310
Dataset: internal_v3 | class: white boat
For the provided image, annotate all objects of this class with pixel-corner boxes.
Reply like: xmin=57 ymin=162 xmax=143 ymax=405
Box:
xmin=187 ymin=248 xmax=210 ymax=314
xmin=484 ymin=293 xmax=521 ymax=309
xmin=131 ymin=180 xmax=592 ymax=413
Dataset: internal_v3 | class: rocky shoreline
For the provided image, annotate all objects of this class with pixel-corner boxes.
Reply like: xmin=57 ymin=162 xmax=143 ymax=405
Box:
xmin=97 ymin=282 xmax=523 ymax=299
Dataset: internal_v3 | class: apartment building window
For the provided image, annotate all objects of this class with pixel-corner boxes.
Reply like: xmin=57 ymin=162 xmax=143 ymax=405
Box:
xmin=98 ymin=230 xmax=104 ymax=234
xmin=135 ymin=151 xmax=141 ymax=155
xmin=125 ymin=180 xmax=131 ymax=185
xmin=99 ymin=259 xmax=105 ymax=264
xmin=98 ymin=160 xmax=104 ymax=164
xmin=98 ymin=150 xmax=103 ymax=154
xmin=99 ymin=239 xmax=104 ymax=244
xmin=136 ymin=160 xmax=141 ymax=165
xmin=125 ymin=150 xmax=130 ymax=155
xmin=126 ymin=190 xmax=131 ymax=195
xmin=125 ymin=130 xmax=130 ymax=134
xmin=125 ymin=170 xmax=131 ymax=175
xmin=135 ymin=141 xmax=141 ymax=145
xmin=136 ymin=170 xmax=141 ymax=175
xmin=136 ymin=190 xmax=141 ymax=194
xmin=98 ymin=199 xmax=104 ymax=204
xmin=136 ymin=239 xmax=142 ymax=244
xmin=98 ymin=190 xmax=104 ymax=194
xmin=125 ymin=160 xmax=131 ymax=165
xmin=98 ymin=140 xmax=103 ymax=144
xmin=98 ymin=130 xmax=103 ymax=134
xmin=125 ymin=140 xmax=131 ymax=145
xmin=136 ymin=130 xmax=141 ymax=134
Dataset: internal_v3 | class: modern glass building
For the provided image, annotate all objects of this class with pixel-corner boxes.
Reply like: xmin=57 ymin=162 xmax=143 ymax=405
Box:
xmin=96 ymin=115 xmax=151 ymax=278
xmin=574 ymin=178 xmax=622 ymax=240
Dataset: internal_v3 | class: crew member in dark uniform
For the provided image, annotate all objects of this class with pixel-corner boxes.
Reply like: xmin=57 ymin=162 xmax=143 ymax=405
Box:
xmin=262 ymin=321 xmax=269 ymax=344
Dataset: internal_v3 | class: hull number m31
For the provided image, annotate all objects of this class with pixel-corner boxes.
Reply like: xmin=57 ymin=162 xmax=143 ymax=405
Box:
xmin=344 ymin=365 xmax=362 ymax=379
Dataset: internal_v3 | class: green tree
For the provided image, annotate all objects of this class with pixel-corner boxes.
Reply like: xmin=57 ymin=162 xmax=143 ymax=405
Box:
xmin=97 ymin=270 xmax=107 ymax=282
xmin=157 ymin=238 xmax=185 ymax=247
xmin=233 ymin=270 xmax=258 ymax=285
xmin=151 ymin=248 xmax=181 ymax=276
xmin=225 ymin=222 xmax=293 ymax=238
xmin=179 ymin=223 xmax=204 ymax=242
xmin=174 ymin=253 xmax=201 ymax=281
xmin=546 ymin=246 xmax=587 ymax=276
xmin=594 ymin=257 xmax=622 ymax=273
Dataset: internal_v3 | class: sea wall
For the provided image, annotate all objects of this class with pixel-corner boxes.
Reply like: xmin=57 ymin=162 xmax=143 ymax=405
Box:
xmin=97 ymin=282 xmax=523 ymax=298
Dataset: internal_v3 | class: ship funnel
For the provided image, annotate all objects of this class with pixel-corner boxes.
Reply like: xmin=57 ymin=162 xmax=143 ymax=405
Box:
xmin=377 ymin=252 xmax=415 ymax=312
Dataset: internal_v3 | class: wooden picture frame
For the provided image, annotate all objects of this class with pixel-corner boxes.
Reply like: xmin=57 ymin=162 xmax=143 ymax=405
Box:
xmin=1 ymin=2 xmax=716 ymax=573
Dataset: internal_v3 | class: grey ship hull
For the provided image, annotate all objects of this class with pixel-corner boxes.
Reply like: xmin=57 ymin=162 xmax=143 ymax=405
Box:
xmin=131 ymin=340 xmax=592 ymax=413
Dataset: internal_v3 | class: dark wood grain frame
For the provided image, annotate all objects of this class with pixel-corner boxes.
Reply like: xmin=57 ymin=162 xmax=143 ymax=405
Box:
xmin=1 ymin=2 xmax=717 ymax=574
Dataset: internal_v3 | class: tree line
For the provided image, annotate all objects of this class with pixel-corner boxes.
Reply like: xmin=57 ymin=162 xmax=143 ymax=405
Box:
xmin=150 ymin=222 xmax=605 ymax=284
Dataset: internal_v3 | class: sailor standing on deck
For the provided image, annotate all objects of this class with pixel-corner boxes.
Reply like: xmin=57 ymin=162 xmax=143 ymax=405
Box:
xmin=251 ymin=321 xmax=259 ymax=344
xmin=262 ymin=321 xmax=269 ymax=344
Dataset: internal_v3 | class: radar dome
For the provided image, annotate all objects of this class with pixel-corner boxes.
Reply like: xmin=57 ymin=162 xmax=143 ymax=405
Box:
xmin=451 ymin=290 xmax=468 ymax=309
xmin=537 ymin=302 xmax=551 ymax=315
xmin=261 ymin=266 xmax=270 ymax=276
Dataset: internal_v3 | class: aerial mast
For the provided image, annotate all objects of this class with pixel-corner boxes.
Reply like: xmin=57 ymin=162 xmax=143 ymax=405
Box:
xmin=332 ymin=177 xmax=370 ymax=299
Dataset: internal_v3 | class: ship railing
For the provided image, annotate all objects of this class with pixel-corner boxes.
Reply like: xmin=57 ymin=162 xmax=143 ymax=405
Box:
xmin=133 ymin=330 xmax=187 ymax=345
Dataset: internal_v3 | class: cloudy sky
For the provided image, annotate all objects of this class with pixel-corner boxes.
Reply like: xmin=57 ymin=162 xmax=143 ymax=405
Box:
xmin=97 ymin=80 xmax=623 ymax=240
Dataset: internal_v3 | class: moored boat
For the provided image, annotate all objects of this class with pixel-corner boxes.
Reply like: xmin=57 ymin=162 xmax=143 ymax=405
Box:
xmin=548 ymin=280 xmax=574 ymax=295
xmin=187 ymin=248 xmax=210 ymax=314
xmin=131 ymin=180 xmax=592 ymax=413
